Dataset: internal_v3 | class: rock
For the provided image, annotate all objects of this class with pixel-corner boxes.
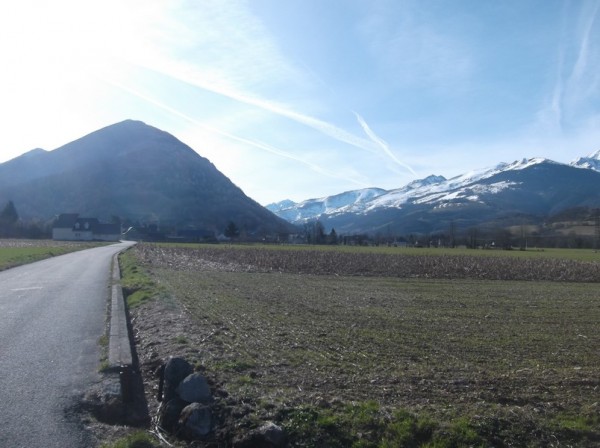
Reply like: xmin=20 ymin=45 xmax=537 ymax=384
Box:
xmin=178 ymin=402 xmax=212 ymax=439
xmin=233 ymin=421 xmax=287 ymax=448
xmin=162 ymin=357 xmax=193 ymax=402
xmin=176 ymin=372 xmax=212 ymax=404
xmin=88 ymin=395 xmax=126 ymax=425
xmin=158 ymin=397 xmax=187 ymax=433
xmin=258 ymin=422 xmax=287 ymax=446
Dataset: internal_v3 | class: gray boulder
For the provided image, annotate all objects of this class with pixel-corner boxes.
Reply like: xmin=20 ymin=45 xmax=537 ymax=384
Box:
xmin=162 ymin=357 xmax=193 ymax=402
xmin=158 ymin=397 xmax=187 ymax=433
xmin=178 ymin=403 xmax=212 ymax=439
xmin=176 ymin=373 xmax=212 ymax=404
xmin=257 ymin=422 xmax=287 ymax=446
xmin=233 ymin=421 xmax=287 ymax=447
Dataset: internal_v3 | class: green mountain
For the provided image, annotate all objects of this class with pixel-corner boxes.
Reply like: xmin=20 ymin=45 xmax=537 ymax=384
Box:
xmin=0 ymin=120 xmax=294 ymax=235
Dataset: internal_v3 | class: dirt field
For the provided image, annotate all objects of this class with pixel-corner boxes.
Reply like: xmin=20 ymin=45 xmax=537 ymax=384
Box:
xmin=123 ymin=244 xmax=600 ymax=447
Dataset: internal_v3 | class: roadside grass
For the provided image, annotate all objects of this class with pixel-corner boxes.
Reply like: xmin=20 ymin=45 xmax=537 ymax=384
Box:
xmin=118 ymin=250 xmax=163 ymax=308
xmin=128 ymin=244 xmax=600 ymax=446
xmin=98 ymin=333 xmax=110 ymax=372
xmin=99 ymin=430 xmax=159 ymax=448
xmin=283 ymin=403 xmax=487 ymax=448
xmin=0 ymin=240 xmax=107 ymax=271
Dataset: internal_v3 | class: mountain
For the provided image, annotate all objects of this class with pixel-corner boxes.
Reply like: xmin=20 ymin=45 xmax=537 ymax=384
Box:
xmin=267 ymin=188 xmax=387 ymax=223
xmin=571 ymin=149 xmax=600 ymax=171
xmin=268 ymin=155 xmax=600 ymax=235
xmin=0 ymin=120 xmax=294 ymax=235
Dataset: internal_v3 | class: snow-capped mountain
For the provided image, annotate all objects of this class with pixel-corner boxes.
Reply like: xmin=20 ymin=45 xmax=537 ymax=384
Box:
xmin=267 ymin=153 xmax=600 ymax=235
xmin=267 ymin=188 xmax=387 ymax=222
xmin=571 ymin=149 xmax=600 ymax=171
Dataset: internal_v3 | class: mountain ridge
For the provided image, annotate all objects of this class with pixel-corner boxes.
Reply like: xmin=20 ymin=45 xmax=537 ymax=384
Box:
xmin=267 ymin=153 xmax=600 ymax=235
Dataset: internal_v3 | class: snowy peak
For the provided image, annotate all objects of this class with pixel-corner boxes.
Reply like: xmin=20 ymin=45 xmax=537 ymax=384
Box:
xmin=571 ymin=150 xmax=600 ymax=172
xmin=504 ymin=157 xmax=553 ymax=170
xmin=444 ymin=158 xmax=551 ymax=190
xmin=266 ymin=188 xmax=387 ymax=222
xmin=405 ymin=174 xmax=446 ymax=189
xmin=265 ymin=199 xmax=296 ymax=213
xmin=268 ymin=153 xmax=600 ymax=228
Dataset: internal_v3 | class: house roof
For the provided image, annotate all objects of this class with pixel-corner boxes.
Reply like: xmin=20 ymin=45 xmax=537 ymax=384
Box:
xmin=53 ymin=213 xmax=79 ymax=229
xmin=53 ymin=213 xmax=120 ymax=235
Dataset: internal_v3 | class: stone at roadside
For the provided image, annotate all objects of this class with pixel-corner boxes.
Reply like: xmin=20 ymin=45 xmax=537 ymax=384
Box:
xmin=176 ymin=372 xmax=212 ymax=403
xmin=158 ymin=397 xmax=188 ymax=433
xmin=233 ymin=421 xmax=287 ymax=448
xmin=178 ymin=403 xmax=212 ymax=439
xmin=162 ymin=357 xmax=193 ymax=402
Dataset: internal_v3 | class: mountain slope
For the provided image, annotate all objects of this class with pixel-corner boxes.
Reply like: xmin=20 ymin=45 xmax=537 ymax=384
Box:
xmin=0 ymin=120 xmax=294 ymax=234
xmin=269 ymin=155 xmax=600 ymax=235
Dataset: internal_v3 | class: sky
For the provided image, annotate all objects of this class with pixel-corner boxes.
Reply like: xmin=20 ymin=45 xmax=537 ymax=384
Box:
xmin=1 ymin=0 xmax=599 ymax=205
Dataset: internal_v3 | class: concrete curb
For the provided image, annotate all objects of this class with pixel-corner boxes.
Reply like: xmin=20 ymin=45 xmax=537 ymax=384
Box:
xmin=107 ymin=253 xmax=133 ymax=401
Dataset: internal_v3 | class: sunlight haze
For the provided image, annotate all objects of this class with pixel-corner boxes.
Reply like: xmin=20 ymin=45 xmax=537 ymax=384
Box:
xmin=1 ymin=0 xmax=599 ymax=204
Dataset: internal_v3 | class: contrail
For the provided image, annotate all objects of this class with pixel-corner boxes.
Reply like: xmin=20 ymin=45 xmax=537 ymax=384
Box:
xmin=132 ymin=59 xmax=383 ymax=155
xmin=353 ymin=112 xmax=417 ymax=175
xmin=571 ymin=0 xmax=599 ymax=82
xmin=106 ymin=79 xmax=369 ymax=187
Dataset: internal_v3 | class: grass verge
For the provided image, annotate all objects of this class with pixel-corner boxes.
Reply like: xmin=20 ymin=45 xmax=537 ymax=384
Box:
xmin=99 ymin=431 xmax=159 ymax=448
xmin=118 ymin=250 xmax=163 ymax=308
xmin=0 ymin=240 xmax=107 ymax=271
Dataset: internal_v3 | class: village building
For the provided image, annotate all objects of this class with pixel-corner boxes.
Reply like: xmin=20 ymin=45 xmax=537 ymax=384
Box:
xmin=52 ymin=213 xmax=121 ymax=241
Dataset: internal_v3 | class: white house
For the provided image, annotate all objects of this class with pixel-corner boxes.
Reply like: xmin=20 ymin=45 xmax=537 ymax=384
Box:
xmin=52 ymin=214 xmax=121 ymax=241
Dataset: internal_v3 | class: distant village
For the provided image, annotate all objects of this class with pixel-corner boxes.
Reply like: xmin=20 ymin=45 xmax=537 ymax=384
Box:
xmin=1 ymin=199 xmax=599 ymax=249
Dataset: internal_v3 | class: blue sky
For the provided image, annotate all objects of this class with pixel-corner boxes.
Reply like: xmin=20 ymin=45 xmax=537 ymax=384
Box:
xmin=0 ymin=0 xmax=599 ymax=205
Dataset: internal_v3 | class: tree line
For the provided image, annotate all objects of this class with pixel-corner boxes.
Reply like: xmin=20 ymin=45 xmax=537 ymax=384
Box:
xmin=0 ymin=200 xmax=51 ymax=239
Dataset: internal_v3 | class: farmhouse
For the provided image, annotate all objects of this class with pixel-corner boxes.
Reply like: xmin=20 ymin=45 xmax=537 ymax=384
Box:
xmin=52 ymin=213 xmax=121 ymax=241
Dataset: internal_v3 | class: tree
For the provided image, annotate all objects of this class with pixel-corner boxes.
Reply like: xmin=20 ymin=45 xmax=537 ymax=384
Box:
xmin=0 ymin=200 xmax=19 ymax=237
xmin=304 ymin=221 xmax=326 ymax=244
xmin=467 ymin=227 xmax=479 ymax=249
xmin=224 ymin=221 xmax=240 ymax=239
xmin=316 ymin=222 xmax=326 ymax=244
xmin=0 ymin=200 xmax=19 ymax=225
xmin=449 ymin=220 xmax=456 ymax=248
xmin=328 ymin=228 xmax=338 ymax=245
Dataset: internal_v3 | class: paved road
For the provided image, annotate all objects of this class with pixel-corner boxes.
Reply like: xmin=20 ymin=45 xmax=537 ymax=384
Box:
xmin=0 ymin=241 xmax=135 ymax=448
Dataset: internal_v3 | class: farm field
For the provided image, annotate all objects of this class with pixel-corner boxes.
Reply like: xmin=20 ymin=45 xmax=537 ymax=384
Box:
xmin=124 ymin=244 xmax=600 ymax=447
xmin=0 ymin=239 xmax=107 ymax=271
xmin=159 ymin=241 xmax=600 ymax=261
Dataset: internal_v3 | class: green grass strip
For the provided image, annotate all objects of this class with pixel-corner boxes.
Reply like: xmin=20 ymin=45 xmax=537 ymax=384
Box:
xmin=0 ymin=243 xmax=105 ymax=271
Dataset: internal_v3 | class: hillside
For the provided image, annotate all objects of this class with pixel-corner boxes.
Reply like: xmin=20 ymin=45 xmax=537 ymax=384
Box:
xmin=0 ymin=120 xmax=294 ymax=235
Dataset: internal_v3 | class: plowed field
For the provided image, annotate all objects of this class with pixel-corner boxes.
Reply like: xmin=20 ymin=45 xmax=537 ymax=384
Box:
xmin=126 ymin=244 xmax=600 ymax=447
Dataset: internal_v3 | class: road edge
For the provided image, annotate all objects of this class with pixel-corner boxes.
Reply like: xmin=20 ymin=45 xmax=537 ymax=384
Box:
xmin=107 ymin=252 xmax=133 ymax=401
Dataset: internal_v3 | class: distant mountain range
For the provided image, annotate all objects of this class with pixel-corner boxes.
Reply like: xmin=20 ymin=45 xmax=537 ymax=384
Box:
xmin=267 ymin=153 xmax=600 ymax=235
xmin=3 ymin=119 xmax=598 ymax=238
xmin=0 ymin=120 xmax=294 ymax=235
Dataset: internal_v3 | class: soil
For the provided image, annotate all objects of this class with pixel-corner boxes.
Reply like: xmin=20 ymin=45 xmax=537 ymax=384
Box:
xmin=89 ymin=244 xmax=600 ymax=447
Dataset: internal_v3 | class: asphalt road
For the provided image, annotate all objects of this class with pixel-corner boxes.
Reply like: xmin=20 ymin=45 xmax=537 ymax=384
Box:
xmin=0 ymin=241 xmax=135 ymax=448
